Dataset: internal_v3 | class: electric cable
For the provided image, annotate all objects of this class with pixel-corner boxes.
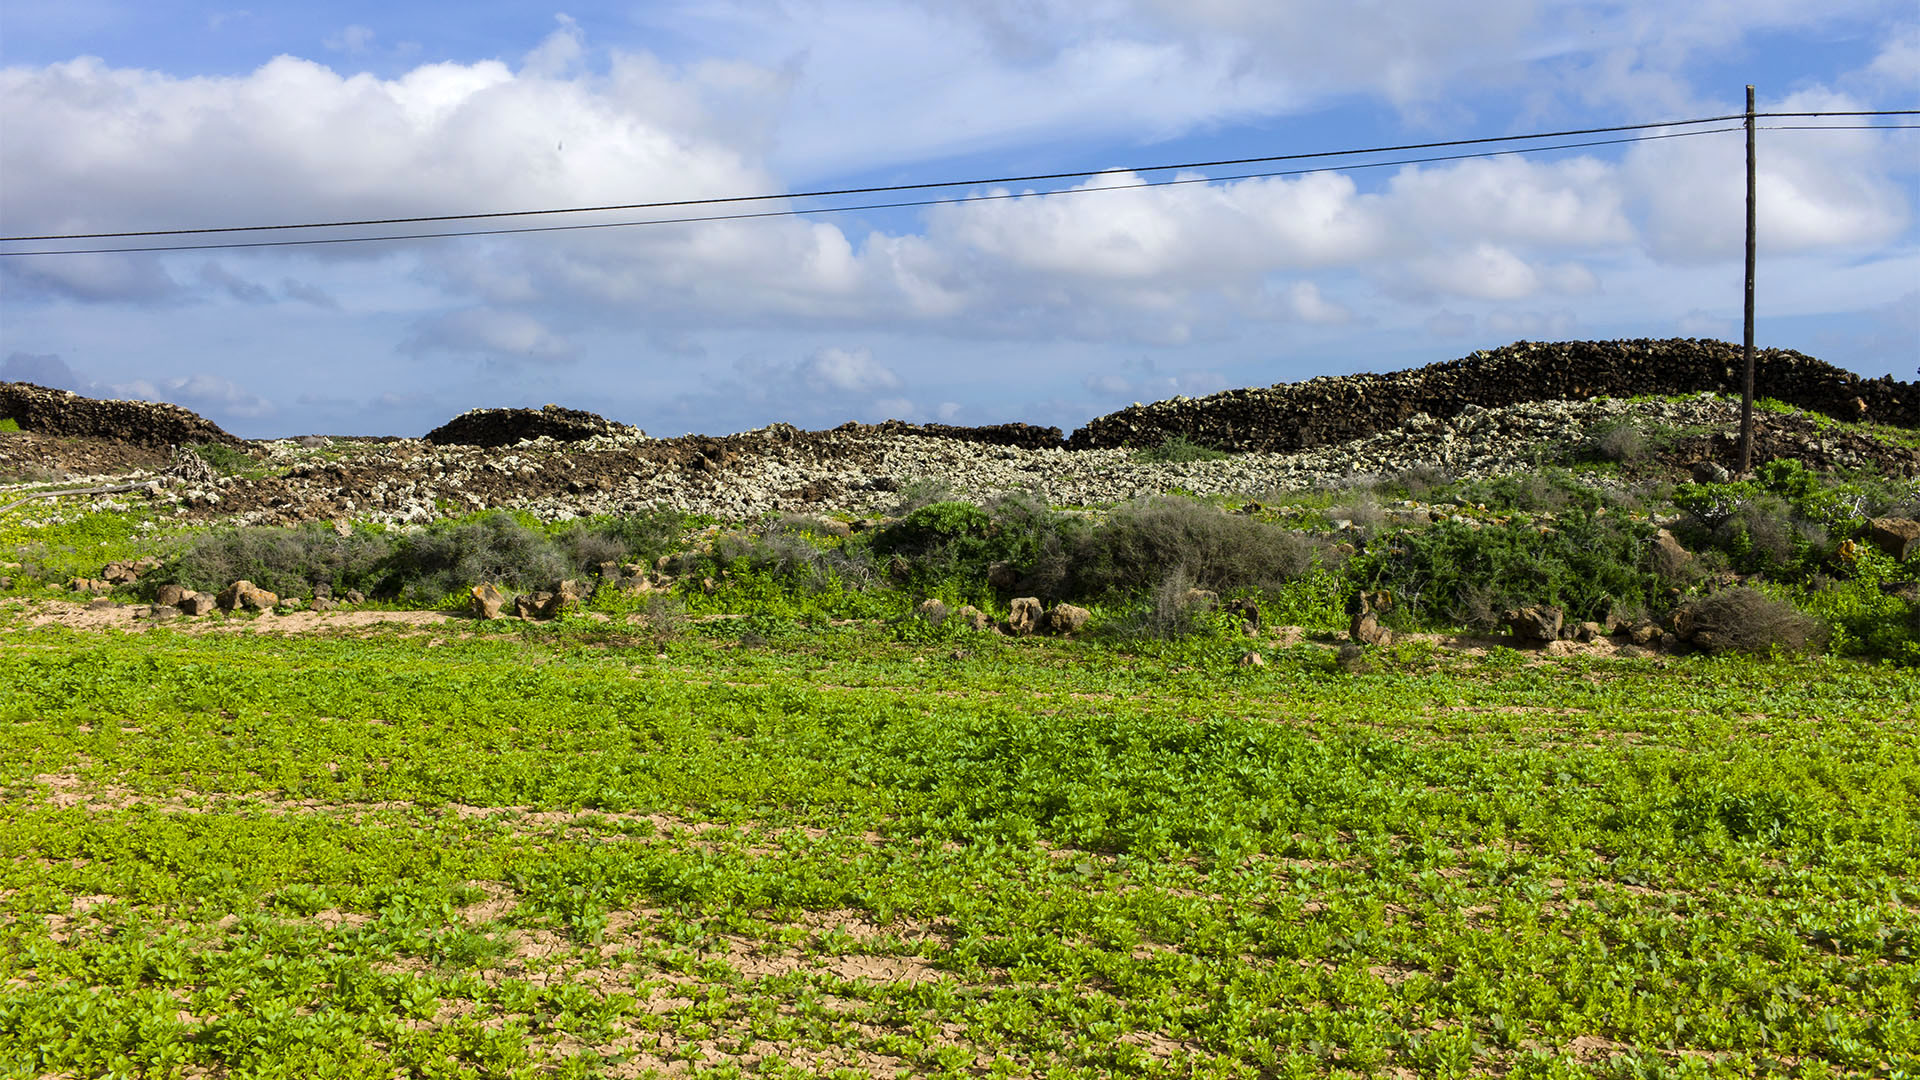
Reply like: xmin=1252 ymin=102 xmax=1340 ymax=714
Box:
xmin=0 ymin=126 xmax=1743 ymax=257
xmin=0 ymin=110 xmax=1834 ymax=243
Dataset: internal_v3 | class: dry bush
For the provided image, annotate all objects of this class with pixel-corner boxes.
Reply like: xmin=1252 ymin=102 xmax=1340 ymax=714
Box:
xmin=1678 ymin=587 xmax=1825 ymax=656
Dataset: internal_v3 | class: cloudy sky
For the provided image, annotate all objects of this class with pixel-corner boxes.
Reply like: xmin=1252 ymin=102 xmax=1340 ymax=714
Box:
xmin=2 ymin=1 xmax=1916 ymax=437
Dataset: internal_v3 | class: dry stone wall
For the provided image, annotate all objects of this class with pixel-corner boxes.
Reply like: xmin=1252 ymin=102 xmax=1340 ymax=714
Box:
xmin=841 ymin=419 xmax=1067 ymax=451
xmin=1067 ymin=339 xmax=1918 ymax=452
xmin=0 ymin=382 xmax=239 ymax=448
xmin=423 ymin=404 xmax=643 ymax=447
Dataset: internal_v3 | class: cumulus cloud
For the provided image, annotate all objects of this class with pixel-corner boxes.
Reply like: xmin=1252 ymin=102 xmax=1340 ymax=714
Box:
xmin=800 ymin=346 xmax=900 ymax=393
xmin=403 ymin=308 xmax=576 ymax=364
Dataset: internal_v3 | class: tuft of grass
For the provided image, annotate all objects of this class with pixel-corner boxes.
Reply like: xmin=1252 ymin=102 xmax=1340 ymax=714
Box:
xmin=1131 ymin=434 xmax=1231 ymax=463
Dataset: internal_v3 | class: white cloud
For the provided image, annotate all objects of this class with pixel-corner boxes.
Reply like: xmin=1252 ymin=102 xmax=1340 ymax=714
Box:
xmin=324 ymin=25 xmax=376 ymax=54
xmin=1627 ymin=89 xmax=1911 ymax=263
xmin=1865 ymin=23 xmax=1920 ymax=87
xmin=801 ymin=346 xmax=900 ymax=393
xmin=403 ymin=308 xmax=575 ymax=363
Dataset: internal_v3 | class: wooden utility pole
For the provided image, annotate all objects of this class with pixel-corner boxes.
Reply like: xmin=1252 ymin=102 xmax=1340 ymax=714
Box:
xmin=1739 ymin=84 xmax=1757 ymax=474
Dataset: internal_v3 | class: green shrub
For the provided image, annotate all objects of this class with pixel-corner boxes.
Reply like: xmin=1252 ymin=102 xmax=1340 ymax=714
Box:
xmin=185 ymin=442 xmax=255 ymax=476
xmin=1070 ymin=496 xmax=1321 ymax=598
xmin=0 ymin=417 xmax=19 ymax=433
xmin=1584 ymin=420 xmax=1648 ymax=465
xmin=554 ymin=510 xmax=686 ymax=572
xmin=701 ymin=527 xmax=878 ymax=594
xmin=1352 ymin=511 xmax=1658 ymax=629
xmin=1132 ymin=434 xmax=1231 ymax=464
xmin=151 ymin=523 xmax=395 ymax=598
xmin=1458 ymin=469 xmax=1606 ymax=515
xmin=377 ymin=513 xmax=567 ymax=603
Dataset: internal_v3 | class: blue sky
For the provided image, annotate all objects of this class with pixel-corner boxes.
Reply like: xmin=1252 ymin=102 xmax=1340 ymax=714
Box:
xmin=2 ymin=1 xmax=1916 ymax=438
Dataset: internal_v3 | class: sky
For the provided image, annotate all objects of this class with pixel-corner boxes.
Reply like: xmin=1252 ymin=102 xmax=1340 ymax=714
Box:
xmin=1 ymin=1 xmax=1916 ymax=438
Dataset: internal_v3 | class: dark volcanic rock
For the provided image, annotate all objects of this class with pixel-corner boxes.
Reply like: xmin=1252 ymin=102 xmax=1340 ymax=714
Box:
xmin=1067 ymin=339 xmax=1919 ymax=452
xmin=842 ymin=419 xmax=1066 ymax=450
xmin=0 ymin=382 xmax=239 ymax=448
xmin=424 ymin=404 xmax=641 ymax=447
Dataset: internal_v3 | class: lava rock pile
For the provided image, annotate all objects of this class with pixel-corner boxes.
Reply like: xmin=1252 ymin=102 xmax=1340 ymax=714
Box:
xmin=423 ymin=404 xmax=643 ymax=447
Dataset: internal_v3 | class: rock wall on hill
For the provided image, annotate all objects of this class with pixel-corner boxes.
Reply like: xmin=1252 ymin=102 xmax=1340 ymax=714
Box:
xmin=0 ymin=382 xmax=240 ymax=448
xmin=423 ymin=404 xmax=643 ymax=447
xmin=1067 ymin=339 xmax=1918 ymax=452
xmin=842 ymin=419 xmax=1067 ymax=450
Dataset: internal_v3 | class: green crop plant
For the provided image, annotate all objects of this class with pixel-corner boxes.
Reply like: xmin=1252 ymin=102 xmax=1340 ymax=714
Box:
xmin=0 ymin=613 xmax=1912 ymax=1076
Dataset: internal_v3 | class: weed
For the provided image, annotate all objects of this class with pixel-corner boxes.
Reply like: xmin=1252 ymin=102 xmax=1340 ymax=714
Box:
xmin=1131 ymin=434 xmax=1231 ymax=463
xmin=0 ymin=417 xmax=19 ymax=432
xmin=184 ymin=442 xmax=256 ymax=477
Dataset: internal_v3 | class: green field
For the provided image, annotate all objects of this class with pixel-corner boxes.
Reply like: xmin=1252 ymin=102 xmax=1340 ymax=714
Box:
xmin=2 ymin=616 xmax=1915 ymax=1078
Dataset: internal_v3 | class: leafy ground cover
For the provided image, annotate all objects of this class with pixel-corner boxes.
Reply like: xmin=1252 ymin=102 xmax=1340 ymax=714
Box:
xmin=1 ymin=615 xmax=1915 ymax=1078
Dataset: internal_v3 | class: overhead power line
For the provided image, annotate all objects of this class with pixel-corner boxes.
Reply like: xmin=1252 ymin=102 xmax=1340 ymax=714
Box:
xmin=0 ymin=128 xmax=1743 ymax=257
xmin=0 ymin=110 xmax=1848 ymax=243
xmin=0 ymin=107 xmax=1910 ymax=257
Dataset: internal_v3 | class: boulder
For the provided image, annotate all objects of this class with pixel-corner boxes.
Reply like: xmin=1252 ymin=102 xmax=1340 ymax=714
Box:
xmin=470 ymin=583 xmax=505 ymax=619
xmin=179 ymin=592 xmax=217 ymax=616
xmin=69 ymin=578 xmax=112 ymax=596
xmin=1866 ymin=518 xmax=1920 ymax=561
xmin=1503 ymin=605 xmax=1563 ymax=644
xmin=954 ymin=604 xmax=993 ymax=632
xmin=1574 ymin=621 xmax=1607 ymax=642
xmin=514 ymin=592 xmax=549 ymax=619
xmin=1335 ymin=643 xmax=1370 ymax=673
xmin=1650 ymin=530 xmax=1693 ymax=577
xmin=310 ymin=597 xmax=336 ymax=612
xmin=1181 ymin=588 xmax=1219 ymax=612
xmin=538 ymin=581 xmax=586 ymax=619
xmin=1044 ymin=603 xmax=1091 ymax=635
xmin=1007 ymin=597 xmax=1044 ymax=636
xmin=343 ymin=589 xmax=366 ymax=605
xmin=217 ymin=580 xmax=277 ymax=612
xmin=154 ymin=584 xmax=187 ymax=608
xmin=1349 ymin=610 xmax=1393 ymax=648
xmin=986 ymin=562 xmax=1020 ymax=592
xmin=915 ymin=598 xmax=951 ymax=626
xmin=1225 ymin=596 xmax=1261 ymax=633
xmin=1238 ymin=650 xmax=1266 ymax=668
xmin=143 ymin=605 xmax=181 ymax=621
